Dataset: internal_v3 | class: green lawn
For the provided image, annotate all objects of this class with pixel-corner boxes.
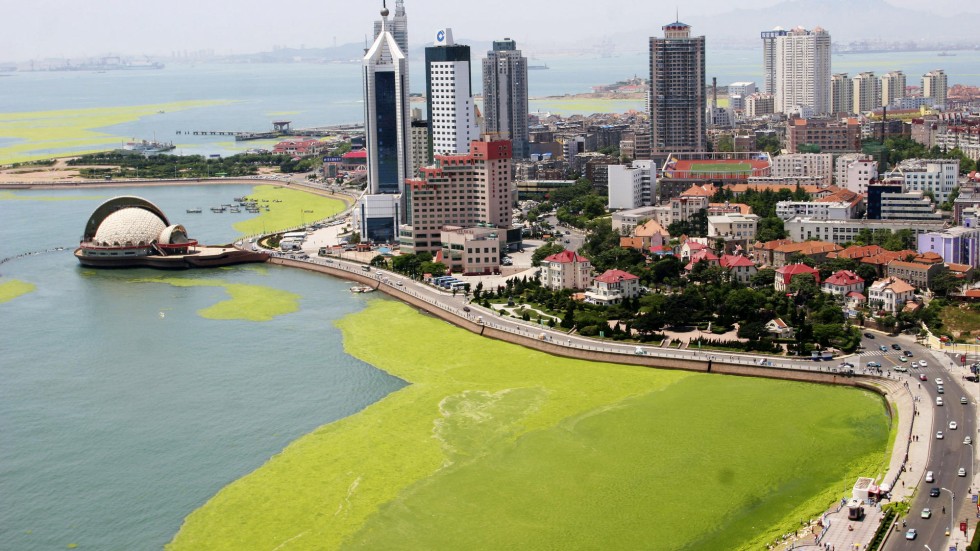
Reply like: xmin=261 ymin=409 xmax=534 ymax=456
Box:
xmin=167 ymin=300 xmax=891 ymax=551
xmin=688 ymin=162 xmax=753 ymax=174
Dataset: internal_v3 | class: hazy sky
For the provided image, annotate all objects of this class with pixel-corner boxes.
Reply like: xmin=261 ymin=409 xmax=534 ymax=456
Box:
xmin=2 ymin=0 xmax=974 ymax=60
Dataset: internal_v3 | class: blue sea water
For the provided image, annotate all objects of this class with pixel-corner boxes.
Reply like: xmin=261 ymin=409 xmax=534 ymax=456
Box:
xmin=2 ymin=48 xmax=977 ymax=161
xmin=0 ymin=186 xmax=406 ymax=550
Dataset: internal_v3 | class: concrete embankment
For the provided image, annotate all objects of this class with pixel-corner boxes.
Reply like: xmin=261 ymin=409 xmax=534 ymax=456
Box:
xmin=271 ymin=257 xmax=879 ymax=389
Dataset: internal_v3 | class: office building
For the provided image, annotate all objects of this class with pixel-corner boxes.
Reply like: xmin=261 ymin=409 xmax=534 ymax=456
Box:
xmin=784 ymin=216 xmax=945 ymax=245
xmin=607 ymin=160 xmax=655 ymax=210
xmin=410 ymin=117 xmax=429 ymax=177
xmin=852 ymin=72 xmax=880 ymax=114
xmin=883 ymin=158 xmax=960 ymax=204
xmin=399 ymin=138 xmax=513 ymax=255
xmin=835 ymin=153 xmax=877 ymax=194
xmin=425 ymin=28 xmax=479 ymax=161
xmin=483 ymin=38 xmax=529 ymax=159
xmin=922 ymin=70 xmax=948 ymax=107
xmin=745 ymin=93 xmax=775 ymax=117
xmin=881 ymin=71 xmax=906 ymax=107
xmin=649 ymin=20 xmax=706 ymax=154
xmin=373 ymin=0 xmax=408 ymax=58
xmin=771 ymin=153 xmax=833 ymax=185
xmin=761 ymin=27 xmax=788 ymax=95
xmin=786 ymin=117 xmax=861 ymax=153
xmin=773 ymin=26 xmax=832 ymax=115
xmin=831 ymin=73 xmax=853 ymax=115
xmin=360 ymin=3 xmax=412 ymax=243
xmin=918 ymin=226 xmax=980 ymax=268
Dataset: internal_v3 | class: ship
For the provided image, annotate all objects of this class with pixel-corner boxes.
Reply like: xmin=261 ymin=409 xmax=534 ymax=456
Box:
xmin=938 ymin=52 xmax=956 ymax=57
xmin=528 ymin=63 xmax=549 ymax=70
xmin=117 ymin=139 xmax=176 ymax=155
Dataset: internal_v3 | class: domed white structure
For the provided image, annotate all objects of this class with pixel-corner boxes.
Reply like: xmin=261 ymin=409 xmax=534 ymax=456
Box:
xmin=92 ymin=207 xmax=168 ymax=247
xmin=76 ymin=195 xmax=268 ymax=269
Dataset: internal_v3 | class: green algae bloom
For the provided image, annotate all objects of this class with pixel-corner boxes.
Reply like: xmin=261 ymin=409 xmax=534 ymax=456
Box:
xmin=168 ymin=300 xmax=891 ymax=551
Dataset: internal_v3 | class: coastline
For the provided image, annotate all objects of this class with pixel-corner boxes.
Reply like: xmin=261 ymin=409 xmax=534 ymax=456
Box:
xmin=167 ymin=298 xmax=892 ymax=551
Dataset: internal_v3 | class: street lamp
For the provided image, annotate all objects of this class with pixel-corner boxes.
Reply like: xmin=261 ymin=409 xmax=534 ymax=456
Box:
xmin=941 ymin=487 xmax=954 ymax=537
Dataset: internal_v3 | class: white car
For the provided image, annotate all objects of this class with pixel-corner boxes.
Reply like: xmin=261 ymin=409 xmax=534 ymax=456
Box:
xmin=937 ymin=431 xmax=944 ymax=439
xmin=965 ymin=436 xmax=973 ymax=445
xmin=959 ymin=468 xmax=967 ymax=477
xmin=950 ymin=421 xmax=958 ymax=430
xmin=918 ymin=360 xmax=928 ymax=368
xmin=961 ymin=397 xmax=969 ymax=404
xmin=936 ymin=378 xmax=944 ymax=385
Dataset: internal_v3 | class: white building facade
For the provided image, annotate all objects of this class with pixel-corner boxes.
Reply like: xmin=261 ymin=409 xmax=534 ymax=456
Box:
xmin=774 ymin=26 xmax=832 ymax=115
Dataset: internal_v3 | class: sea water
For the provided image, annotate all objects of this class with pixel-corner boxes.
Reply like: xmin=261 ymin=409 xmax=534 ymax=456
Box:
xmin=0 ymin=186 xmax=406 ymax=550
xmin=2 ymin=48 xmax=978 ymax=159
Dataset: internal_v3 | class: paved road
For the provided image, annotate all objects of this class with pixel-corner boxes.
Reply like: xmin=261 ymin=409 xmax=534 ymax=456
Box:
xmin=874 ymin=333 xmax=979 ymax=551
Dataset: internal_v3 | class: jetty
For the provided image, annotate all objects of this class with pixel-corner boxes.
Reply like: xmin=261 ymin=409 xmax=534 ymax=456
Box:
xmin=176 ymin=121 xmax=364 ymax=141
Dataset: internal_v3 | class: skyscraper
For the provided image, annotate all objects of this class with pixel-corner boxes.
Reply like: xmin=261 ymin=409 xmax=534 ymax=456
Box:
xmin=374 ymin=0 xmax=408 ymax=58
xmin=482 ymin=38 xmax=529 ymax=159
xmin=648 ymin=20 xmax=706 ymax=154
xmin=360 ymin=2 xmax=412 ymax=242
xmin=852 ymin=71 xmax=880 ymax=114
xmin=831 ymin=73 xmax=853 ymax=115
xmin=773 ymin=26 xmax=831 ymax=115
xmin=425 ymin=28 xmax=479 ymax=161
xmin=761 ymin=27 xmax=788 ymax=95
xmin=922 ymin=70 xmax=948 ymax=107
xmin=881 ymin=71 xmax=906 ymax=107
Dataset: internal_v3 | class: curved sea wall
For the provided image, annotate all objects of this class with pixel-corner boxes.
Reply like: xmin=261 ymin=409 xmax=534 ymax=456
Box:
xmin=270 ymin=257 xmax=878 ymax=388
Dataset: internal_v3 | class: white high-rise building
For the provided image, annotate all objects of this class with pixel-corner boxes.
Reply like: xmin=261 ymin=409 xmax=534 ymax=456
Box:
xmin=424 ymin=28 xmax=479 ymax=160
xmin=607 ymin=160 xmax=655 ymax=210
xmin=881 ymin=71 xmax=906 ymax=107
xmin=360 ymin=3 xmax=412 ymax=243
xmin=773 ymin=26 xmax=831 ymax=115
xmin=761 ymin=28 xmax=788 ymax=95
xmin=922 ymin=70 xmax=948 ymax=107
xmin=835 ymin=154 xmax=878 ymax=195
xmin=831 ymin=73 xmax=853 ymax=115
xmin=852 ymin=71 xmax=881 ymax=114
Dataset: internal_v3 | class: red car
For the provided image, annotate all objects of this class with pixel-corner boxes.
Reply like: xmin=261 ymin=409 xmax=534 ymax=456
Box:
xmin=919 ymin=373 xmax=928 ymax=381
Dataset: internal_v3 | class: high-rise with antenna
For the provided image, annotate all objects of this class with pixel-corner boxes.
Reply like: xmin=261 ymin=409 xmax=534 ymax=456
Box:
xmin=359 ymin=0 xmax=412 ymax=243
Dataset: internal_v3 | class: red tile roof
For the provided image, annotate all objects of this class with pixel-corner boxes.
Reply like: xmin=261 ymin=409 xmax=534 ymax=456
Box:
xmin=720 ymin=254 xmax=755 ymax=268
xmin=545 ymin=250 xmax=589 ymax=264
xmin=824 ymin=270 xmax=864 ymax=286
xmin=594 ymin=269 xmax=639 ymax=284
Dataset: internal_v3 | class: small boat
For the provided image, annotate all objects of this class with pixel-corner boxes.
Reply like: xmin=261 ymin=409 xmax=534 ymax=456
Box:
xmin=230 ymin=208 xmax=241 ymax=213
xmin=186 ymin=208 xmax=202 ymax=214
xmin=350 ymin=285 xmax=374 ymax=293
xmin=210 ymin=207 xmax=226 ymax=213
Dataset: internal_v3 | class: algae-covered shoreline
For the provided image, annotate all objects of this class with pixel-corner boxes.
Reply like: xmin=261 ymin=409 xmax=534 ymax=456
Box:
xmin=167 ymin=299 xmax=891 ymax=551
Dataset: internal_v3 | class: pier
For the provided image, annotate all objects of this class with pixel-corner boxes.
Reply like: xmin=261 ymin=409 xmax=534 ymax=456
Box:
xmin=176 ymin=121 xmax=364 ymax=141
